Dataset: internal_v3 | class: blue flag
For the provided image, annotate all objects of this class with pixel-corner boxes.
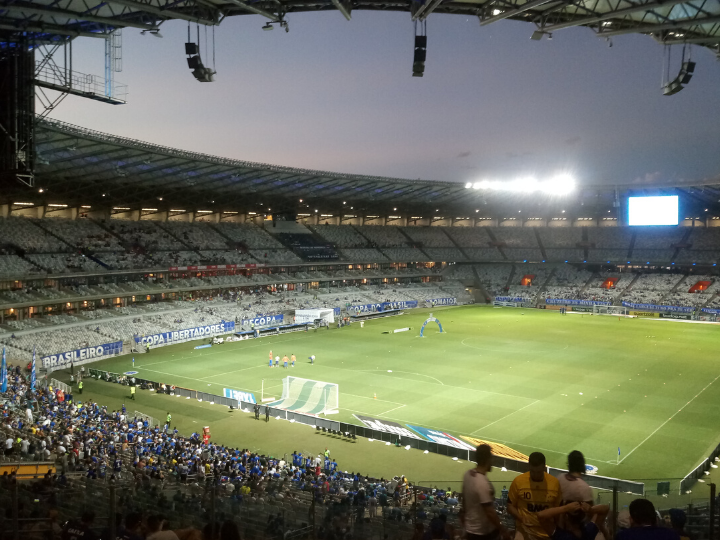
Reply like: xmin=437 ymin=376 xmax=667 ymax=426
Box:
xmin=618 ymin=447 xmax=621 ymax=456
xmin=1 ymin=348 xmax=6 ymax=393
xmin=31 ymin=346 xmax=36 ymax=391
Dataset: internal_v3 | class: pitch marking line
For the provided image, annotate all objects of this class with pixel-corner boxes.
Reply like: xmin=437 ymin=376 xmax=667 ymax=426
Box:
xmin=618 ymin=372 xmax=720 ymax=464
xmin=199 ymin=364 xmax=271 ymax=380
xmin=469 ymin=400 xmax=540 ymax=435
xmin=378 ymin=404 xmax=407 ymax=416
xmin=356 ymin=369 xmax=445 ymax=386
xmin=320 ymin=364 xmax=531 ymax=401
xmin=344 ymin=393 xmax=405 ymax=405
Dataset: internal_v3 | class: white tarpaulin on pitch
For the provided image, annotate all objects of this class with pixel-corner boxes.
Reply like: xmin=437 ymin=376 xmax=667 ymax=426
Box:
xmin=295 ymin=309 xmax=335 ymax=324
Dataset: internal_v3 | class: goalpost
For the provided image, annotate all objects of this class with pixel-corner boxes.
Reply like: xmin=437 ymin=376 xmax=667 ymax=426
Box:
xmin=591 ymin=304 xmax=629 ymax=316
xmin=269 ymin=376 xmax=339 ymax=415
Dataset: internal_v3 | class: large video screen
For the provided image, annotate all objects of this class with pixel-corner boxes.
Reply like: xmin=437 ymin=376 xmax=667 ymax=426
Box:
xmin=628 ymin=196 xmax=679 ymax=226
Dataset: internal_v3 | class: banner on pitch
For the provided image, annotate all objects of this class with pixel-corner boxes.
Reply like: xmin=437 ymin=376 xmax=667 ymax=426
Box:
xmin=406 ymin=424 xmax=477 ymax=451
xmin=348 ymin=300 xmax=418 ymax=314
xmin=223 ymin=388 xmax=257 ymax=404
xmin=546 ymin=299 xmax=611 ymax=306
xmin=241 ymin=314 xmax=283 ymax=327
xmin=622 ymin=301 xmax=694 ymax=313
xmin=42 ymin=341 xmax=123 ymax=368
xmin=425 ymin=298 xmax=457 ymax=306
xmin=353 ymin=414 xmax=424 ymax=439
xmin=494 ymin=296 xmax=529 ymax=303
xmin=136 ymin=321 xmax=234 ymax=347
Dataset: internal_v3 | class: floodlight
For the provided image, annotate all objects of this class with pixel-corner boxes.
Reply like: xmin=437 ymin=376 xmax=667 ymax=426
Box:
xmin=263 ymin=23 xmax=274 ymax=31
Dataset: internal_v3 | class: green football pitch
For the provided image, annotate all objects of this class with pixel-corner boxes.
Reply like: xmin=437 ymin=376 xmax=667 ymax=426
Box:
xmin=79 ymin=305 xmax=720 ymax=482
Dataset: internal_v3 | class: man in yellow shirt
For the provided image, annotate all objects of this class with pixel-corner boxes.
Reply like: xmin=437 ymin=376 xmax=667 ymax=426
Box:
xmin=507 ymin=452 xmax=562 ymax=540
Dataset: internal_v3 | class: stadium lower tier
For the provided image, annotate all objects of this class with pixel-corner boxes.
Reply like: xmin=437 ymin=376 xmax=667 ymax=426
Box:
xmin=2 ymin=308 xmax=720 ymax=540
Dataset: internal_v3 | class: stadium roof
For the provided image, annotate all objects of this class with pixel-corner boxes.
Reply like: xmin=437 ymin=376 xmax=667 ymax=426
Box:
xmin=4 ymin=117 xmax=718 ymax=218
xmin=1 ymin=0 xmax=718 ymax=51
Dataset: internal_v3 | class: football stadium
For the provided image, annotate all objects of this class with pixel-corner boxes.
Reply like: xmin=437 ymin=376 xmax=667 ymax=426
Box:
xmin=2 ymin=2 xmax=720 ymax=540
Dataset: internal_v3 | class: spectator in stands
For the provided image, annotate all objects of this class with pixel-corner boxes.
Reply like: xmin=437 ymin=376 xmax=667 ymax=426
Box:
xmin=62 ymin=510 xmax=98 ymax=540
xmin=615 ymin=499 xmax=680 ymax=540
xmin=461 ymin=444 xmax=511 ymax=540
xmin=507 ymin=452 xmax=562 ymax=540
xmin=668 ymin=509 xmax=691 ymax=540
xmin=537 ymin=501 xmax=610 ymax=540
xmin=558 ymin=450 xmax=593 ymax=504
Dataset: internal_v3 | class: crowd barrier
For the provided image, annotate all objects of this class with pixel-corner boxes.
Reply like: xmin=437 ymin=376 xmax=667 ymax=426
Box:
xmin=681 ymin=440 xmax=720 ymax=494
xmin=87 ymin=372 xmax=646 ymax=496
xmin=621 ymin=301 xmax=694 ymax=313
xmin=546 ymin=299 xmax=611 ymax=306
xmin=548 ymin=467 xmax=644 ymax=496
xmin=42 ymin=341 xmax=123 ymax=370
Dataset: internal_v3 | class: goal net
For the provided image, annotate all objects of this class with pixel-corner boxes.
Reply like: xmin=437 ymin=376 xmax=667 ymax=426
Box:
xmin=592 ymin=305 xmax=628 ymax=316
xmin=269 ymin=376 xmax=339 ymax=415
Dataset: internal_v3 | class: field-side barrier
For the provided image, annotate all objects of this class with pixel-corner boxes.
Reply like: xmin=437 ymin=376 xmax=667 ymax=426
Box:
xmin=88 ymin=375 xmax=644 ymax=493
xmin=680 ymin=440 xmax=720 ymax=494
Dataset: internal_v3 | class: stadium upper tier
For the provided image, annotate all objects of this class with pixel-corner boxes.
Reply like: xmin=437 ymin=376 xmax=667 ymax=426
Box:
xmin=2 ymin=215 xmax=720 ymax=279
xmin=16 ymin=119 xmax=720 ymax=219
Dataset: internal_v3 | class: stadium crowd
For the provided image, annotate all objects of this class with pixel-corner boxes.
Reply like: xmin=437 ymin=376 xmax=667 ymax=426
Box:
xmin=0 ymin=361 xmax=701 ymax=540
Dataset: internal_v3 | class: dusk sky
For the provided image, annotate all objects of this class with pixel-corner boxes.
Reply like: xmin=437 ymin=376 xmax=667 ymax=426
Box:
xmin=49 ymin=11 xmax=720 ymax=188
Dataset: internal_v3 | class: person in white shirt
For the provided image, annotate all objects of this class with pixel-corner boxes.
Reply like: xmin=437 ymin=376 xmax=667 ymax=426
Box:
xmin=5 ymin=436 xmax=15 ymax=456
xmin=558 ymin=450 xmax=594 ymax=504
xmin=461 ymin=444 xmax=511 ymax=540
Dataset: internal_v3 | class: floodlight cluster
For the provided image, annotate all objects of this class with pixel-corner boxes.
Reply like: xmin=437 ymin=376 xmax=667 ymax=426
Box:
xmin=464 ymin=174 xmax=575 ymax=195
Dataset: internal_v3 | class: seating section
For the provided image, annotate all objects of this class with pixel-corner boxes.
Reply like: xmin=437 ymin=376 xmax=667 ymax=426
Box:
xmin=475 ymin=264 xmax=513 ymax=296
xmin=310 ymin=225 xmax=369 ymax=247
xmin=338 ymin=248 xmax=388 ymax=262
xmin=663 ymin=275 xmax=717 ymax=307
xmin=0 ymin=280 xmax=473 ymax=361
xmin=424 ymin=248 xmax=467 ymax=261
xmin=356 ymin=226 xmax=407 ymax=247
xmin=633 ymin=227 xmax=686 ymax=249
xmin=543 ymin=248 xmax=584 ymax=262
xmin=445 ymin=227 xmax=493 ymax=248
xmin=215 ymin=222 xmax=286 ymax=249
xmin=489 ymin=227 xmax=538 ymax=248
xmin=583 ymin=273 xmax=624 ymax=303
xmin=401 ymin=227 xmax=453 ymax=247
xmin=0 ymin=253 xmax=39 ymax=278
xmin=538 ymin=227 xmax=582 ymax=248
xmin=160 ymin=221 xmax=229 ymax=250
xmin=0 ymin=216 xmax=64 ymax=252
xmin=463 ymin=247 xmax=503 ymax=261
xmin=587 ymin=228 xmax=633 ymax=262
xmin=622 ymin=273 xmax=684 ymax=305
xmin=43 ymin=218 xmax=123 ymax=251
xmin=503 ymin=248 xmax=543 ymax=261
xmin=0 ymin=218 xmax=719 ymax=279
xmin=380 ymin=247 xmax=429 ymax=261
xmin=544 ymin=266 xmax=593 ymax=300
xmin=105 ymin=220 xmax=185 ymax=250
